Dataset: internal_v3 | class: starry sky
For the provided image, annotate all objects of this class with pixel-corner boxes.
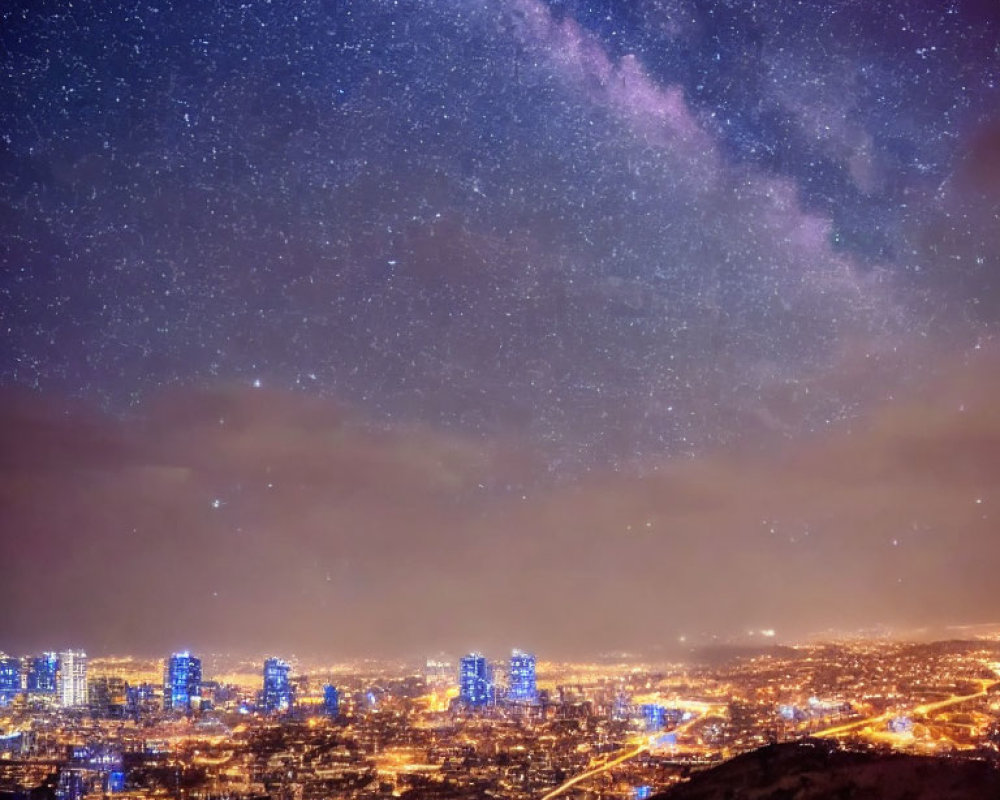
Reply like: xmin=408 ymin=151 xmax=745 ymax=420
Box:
xmin=1 ymin=0 xmax=999 ymax=658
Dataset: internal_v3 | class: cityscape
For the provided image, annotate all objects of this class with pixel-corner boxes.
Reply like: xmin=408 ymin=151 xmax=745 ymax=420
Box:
xmin=3 ymin=0 xmax=1000 ymax=798
xmin=3 ymin=636 xmax=1000 ymax=798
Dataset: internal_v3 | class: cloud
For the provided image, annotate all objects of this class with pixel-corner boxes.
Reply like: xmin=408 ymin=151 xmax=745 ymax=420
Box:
xmin=1 ymin=0 xmax=996 ymax=657
xmin=0 ymin=384 xmax=535 ymax=654
xmin=479 ymin=346 xmax=1000 ymax=641
xmin=2 ymin=348 xmax=999 ymax=656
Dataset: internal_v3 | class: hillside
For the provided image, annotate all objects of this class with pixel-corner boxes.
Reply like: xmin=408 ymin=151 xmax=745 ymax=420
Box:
xmin=653 ymin=740 xmax=1000 ymax=800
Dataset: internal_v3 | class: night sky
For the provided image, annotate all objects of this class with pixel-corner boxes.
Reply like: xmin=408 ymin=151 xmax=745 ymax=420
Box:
xmin=1 ymin=0 xmax=999 ymax=658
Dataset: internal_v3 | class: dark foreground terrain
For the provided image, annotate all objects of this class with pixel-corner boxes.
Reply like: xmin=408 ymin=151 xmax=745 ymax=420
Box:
xmin=654 ymin=740 xmax=1000 ymax=800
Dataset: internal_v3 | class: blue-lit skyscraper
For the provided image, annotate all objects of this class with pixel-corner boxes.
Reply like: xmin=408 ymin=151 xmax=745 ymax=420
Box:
xmin=262 ymin=658 xmax=293 ymax=713
xmin=612 ymin=688 xmax=631 ymax=721
xmin=0 ymin=656 xmax=19 ymax=705
xmin=323 ymin=685 xmax=339 ymax=717
xmin=641 ymin=704 xmax=666 ymax=732
xmin=507 ymin=650 xmax=537 ymax=702
xmin=107 ymin=771 xmax=126 ymax=793
xmin=27 ymin=653 xmax=59 ymax=694
xmin=163 ymin=652 xmax=201 ymax=711
xmin=459 ymin=653 xmax=491 ymax=707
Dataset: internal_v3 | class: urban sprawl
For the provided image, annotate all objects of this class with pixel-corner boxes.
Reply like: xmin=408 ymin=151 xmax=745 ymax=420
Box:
xmin=3 ymin=638 xmax=1000 ymax=799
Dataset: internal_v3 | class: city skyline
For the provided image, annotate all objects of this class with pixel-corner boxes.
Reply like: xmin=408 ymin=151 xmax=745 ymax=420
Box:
xmin=2 ymin=0 xmax=999 ymax=657
xmin=1 ymin=635 xmax=999 ymax=799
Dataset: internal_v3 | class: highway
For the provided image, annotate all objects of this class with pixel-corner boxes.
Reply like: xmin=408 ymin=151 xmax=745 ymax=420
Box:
xmin=537 ymin=680 xmax=999 ymax=798
xmin=538 ymin=709 xmax=712 ymax=800
xmin=814 ymin=679 xmax=998 ymax=739
xmin=538 ymin=739 xmax=649 ymax=800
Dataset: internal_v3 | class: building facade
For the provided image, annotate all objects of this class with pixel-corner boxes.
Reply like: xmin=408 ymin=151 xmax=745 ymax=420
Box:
xmin=27 ymin=653 xmax=59 ymax=694
xmin=0 ymin=656 xmax=19 ymax=705
xmin=508 ymin=649 xmax=537 ymax=702
xmin=58 ymin=650 xmax=88 ymax=708
xmin=89 ymin=677 xmax=128 ymax=718
xmin=459 ymin=653 xmax=492 ymax=707
xmin=323 ymin=684 xmax=339 ymax=717
xmin=261 ymin=658 xmax=293 ymax=713
xmin=641 ymin=703 xmax=666 ymax=732
xmin=163 ymin=652 xmax=202 ymax=711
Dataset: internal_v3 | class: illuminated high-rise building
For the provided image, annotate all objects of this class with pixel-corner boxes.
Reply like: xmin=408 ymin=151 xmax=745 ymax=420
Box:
xmin=262 ymin=658 xmax=293 ymax=713
xmin=27 ymin=653 xmax=59 ymax=694
xmin=126 ymin=683 xmax=156 ymax=718
xmin=611 ymin=687 xmax=631 ymax=721
xmin=58 ymin=650 xmax=88 ymax=707
xmin=459 ymin=653 xmax=491 ymax=707
xmin=0 ymin=655 xmax=19 ymax=705
xmin=89 ymin=676 xmax=127 ymax=718
xmin=163 ymin=651 xmax=201 ymax=711
xmin=508 ymin=649 xmax=537 ymax=702
xmin=323 ymin=684 xmax=339 ymax=717
xmin=424 ymin=657 xmax=454 ymax=690
xmin=56 ymin=768 xmax=86 ymax=800
xmin=641 ymin=703 xmax=666 ymax=732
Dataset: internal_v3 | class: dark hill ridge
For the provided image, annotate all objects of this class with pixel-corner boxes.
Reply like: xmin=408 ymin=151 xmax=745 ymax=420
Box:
xmin=653 ymin=740 xmax=1000 ymax=800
